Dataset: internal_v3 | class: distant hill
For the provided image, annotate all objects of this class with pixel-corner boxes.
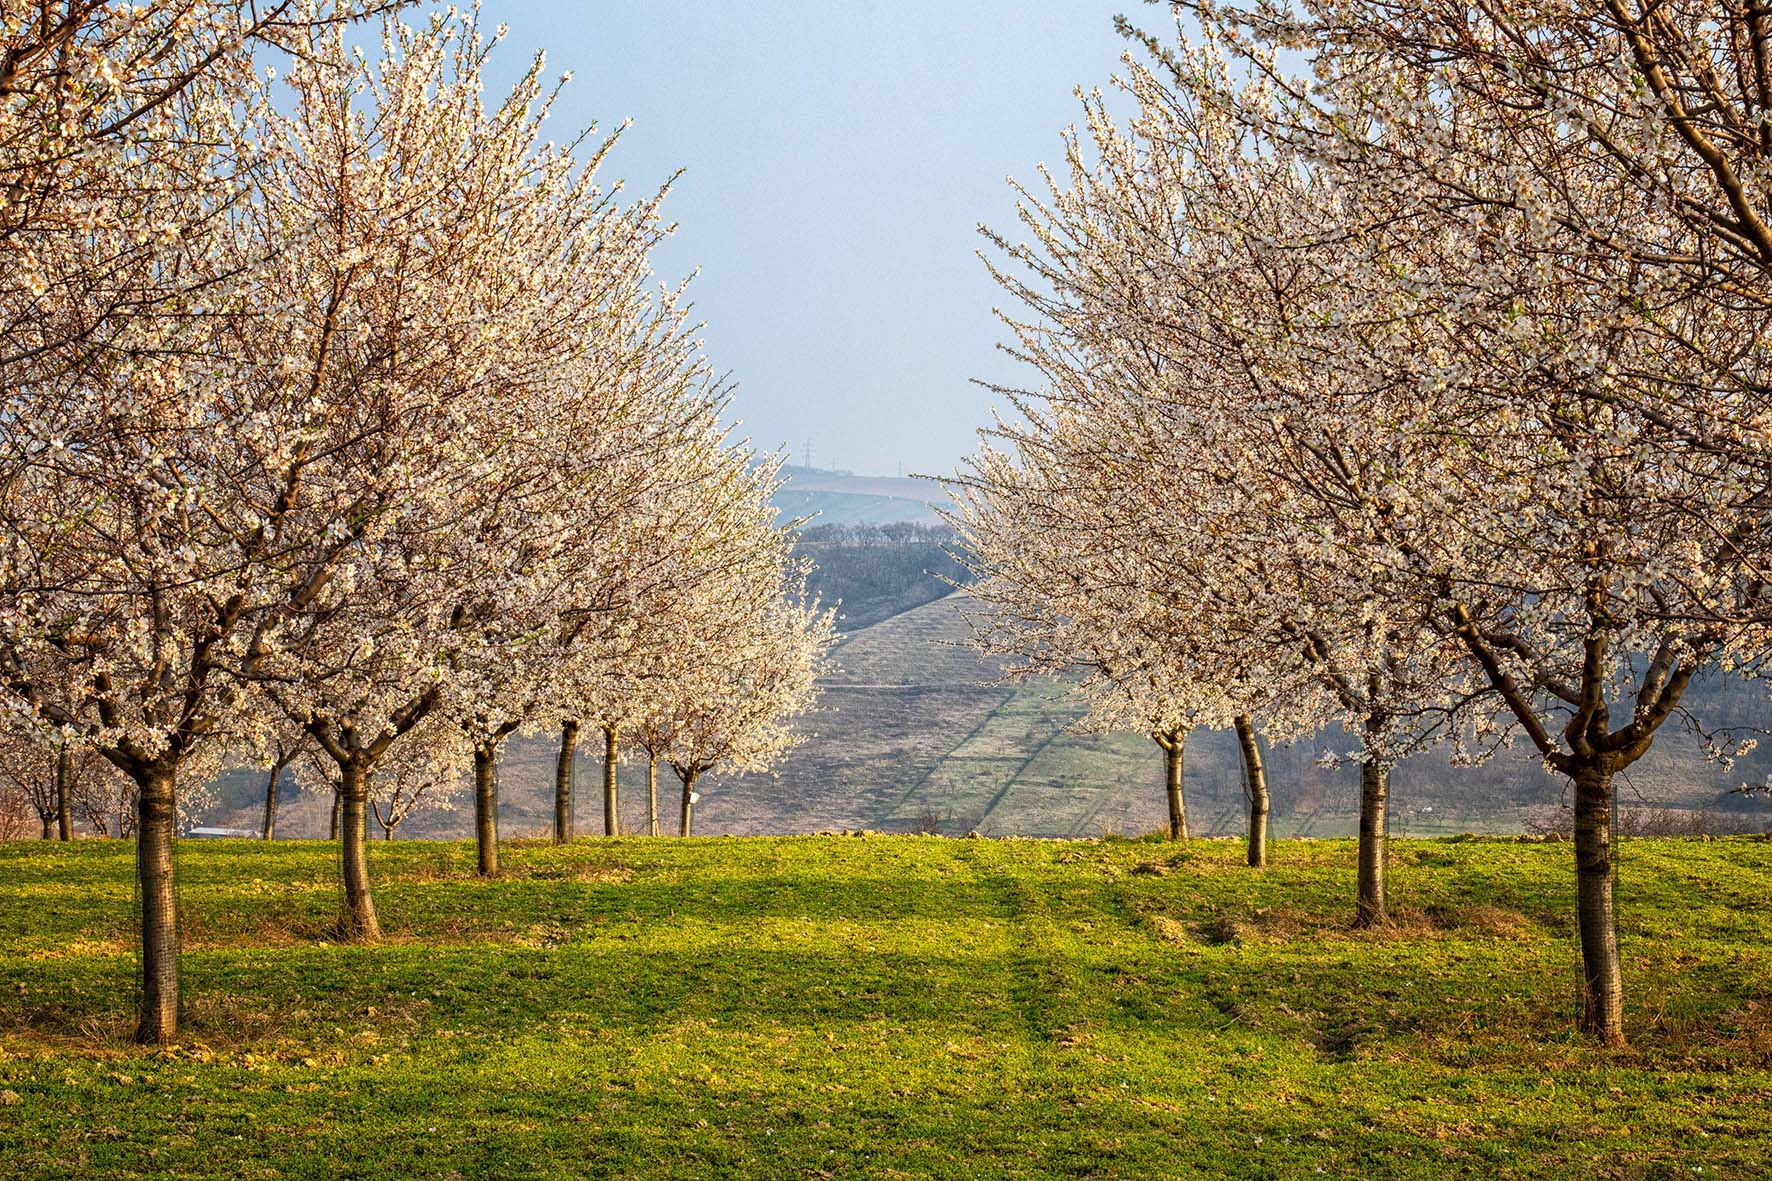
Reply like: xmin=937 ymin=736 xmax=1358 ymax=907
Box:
xmin=795 ymin=522 xmax=970 ymax=632
xmin=772 ymin=465 xmax=950 ymax=527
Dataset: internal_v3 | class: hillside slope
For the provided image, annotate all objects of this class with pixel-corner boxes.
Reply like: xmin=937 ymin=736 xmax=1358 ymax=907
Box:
xmin=771 ymin=465 xmax=949 ymax=528
xmin=795 ymin=524 xmax=969 ymax=632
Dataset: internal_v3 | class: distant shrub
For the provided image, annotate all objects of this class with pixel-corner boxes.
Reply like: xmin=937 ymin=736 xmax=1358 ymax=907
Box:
xmin=1524 ymin=805 xmax=1769 ymax=839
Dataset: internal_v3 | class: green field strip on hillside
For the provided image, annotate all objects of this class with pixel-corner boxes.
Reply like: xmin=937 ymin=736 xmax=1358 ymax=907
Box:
xmin=880 ymin=686 xmax=1019 ymax=825
xmin=890 ymin=758 xmax=1023 ymax=829
xmin=886 ymin=680 xmax=1077 ymax=826
xmin=1066 ymin=793 xmax=1109 ymax=839
xmin=916 ymin=679 xmax=1090 ymax=832
xmin=1204 ymin=803 xmax=1246 ymax=838
xmin=1007 ymin=731 xmax=1158 ymax=837
xmin=986 ymin=723 xmax=1158 ymax=837
xmin=981 ymin=780 xmax=1099 ymax=837
xmin=1291 ymin=806 xmax=1327 ymax=838
xmin=971 ymin=720 xmax=1071 ymax=834
xmin=944 ymin=688 xmax=1073 ymax=761
xmin=879 ymin=678 xmax=1084 ymax=829
xmin=993 ymin=771 xmax=1120 ymax=838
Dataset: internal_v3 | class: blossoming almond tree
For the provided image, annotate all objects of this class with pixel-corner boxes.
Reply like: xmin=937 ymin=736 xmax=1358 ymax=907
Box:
xmin=462 ymin=316 xmax=740 ymax=857
xmin=633 ymin=498 xmax=835 ymax=837
xmin=0 ymin=0 xmax=440 ymax=1049
xmin=244 ymin=9 xmax=684 ymax=927
xmin=950 ymin=436 xmax=1263 ymax=847
xmin=0 ymin=10 xmax=383 ymax=1043
xmin=446 ymin=381 xmax=718 ymax=861
xmin=953 ymin=408 xmax=1314 ymax=865
xmin=0 ymin=722 xmax=182 ymax=841
xmin=0 ymin=720 xmax=81 ymax=839
xmin=0 ymin=77 xmax=252 ymax=1044
xmin=254 ymin=727 xmax=309 ymax=843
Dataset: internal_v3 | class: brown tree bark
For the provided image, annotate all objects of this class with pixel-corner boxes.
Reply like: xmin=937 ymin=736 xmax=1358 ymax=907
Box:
xmin=679 ymin=767 xmax=698 ymax=837
xmin=336 ymin=760 xmax=380 ymax=941
xmin=1153 ymin=730 xmax=1188 ymax=839
xmin=602 ymin=724 xmax=620 ymax=837
xmin=1354 ymin=759 xmax=1390 ymax=928
xmin=648 ymin=755 xmax=659 ymax=837
xmin=554 ymin=719 xmax=578 ymax=844
xmin=329 ymin=788 xmax=342 ymax=840
xmin=1235 ymin=714 xmax=1269 ymax=868
xmin=306 ymin=690 xmax=442 ymax=940
xmin=54 ymin=745 xmax=72 ymax=840
xmin=1443 ymin=586 xmax=1678 ymax=1044
xmin=1573 ymin=761 xmax=1626 ymax=1046
xmin=474 ymin=742 xmax=499 ymax=876
xmin=134 ymin=763 xmax=179 ymax=1044
xmin=261 ymin=762 xmax=283 ymax=842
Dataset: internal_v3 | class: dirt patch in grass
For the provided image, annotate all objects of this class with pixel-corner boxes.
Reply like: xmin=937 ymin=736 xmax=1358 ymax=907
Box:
xmin=1399 ymin=903 xmax=1542 ymax=939
xmin=1141 ymin=903 xmax=1311 ymax=946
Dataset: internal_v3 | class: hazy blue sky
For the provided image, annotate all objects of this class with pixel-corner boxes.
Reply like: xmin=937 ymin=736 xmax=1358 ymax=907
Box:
xmin=488 ymin=1 xmax=1139 ymax=477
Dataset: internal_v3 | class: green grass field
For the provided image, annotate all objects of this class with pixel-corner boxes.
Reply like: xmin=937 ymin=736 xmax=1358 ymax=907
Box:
xmin=2 ymin=835 xmax=1770 ymax=1179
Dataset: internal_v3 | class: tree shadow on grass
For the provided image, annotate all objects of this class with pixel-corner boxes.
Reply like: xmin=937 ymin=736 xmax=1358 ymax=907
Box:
xmin=7 ymin=929 xmax=1764 ymax=1071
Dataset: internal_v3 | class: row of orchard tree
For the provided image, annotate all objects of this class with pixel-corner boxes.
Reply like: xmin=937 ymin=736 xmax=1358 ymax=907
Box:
xmin=952 ymin=3 xmax=1772 ymax=1047
xmin=0 ymin=2 xmax=832 ymax=1045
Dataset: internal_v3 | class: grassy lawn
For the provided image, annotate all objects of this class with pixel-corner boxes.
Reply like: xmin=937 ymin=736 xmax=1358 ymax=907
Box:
xmin=1 ymin=835 xmax=1770 ymax=1179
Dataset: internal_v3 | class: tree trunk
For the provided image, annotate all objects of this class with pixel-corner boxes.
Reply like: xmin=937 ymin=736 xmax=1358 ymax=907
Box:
xmin=1355 ymin=760 xmax=1390 ymax=928
xmin=261 ymin=763 xmax=282 ymax=843
xmin=1156 ymin=731 xmax=1188 ymax=840
xmin=134 ymin=764 xmax=179 ymax=1045
xmin=329 ymin=788 xmax=342 ymax=840
xmin=1235 ymin=714 xmax=1269 ymax=869
xmin=603 ymin=725 xmax=620 ymax=837
xmin=554 ymin=720 xmax=579 ymax=844
xmin=679 ymin=769 xmax=697 ymax=837
xmin=648 ymin=755 xmax=659 ymax=837
xmin=474 ymin=743 xmax=499 ymax=876
xmin=54 ymin=746 xmax=72 ymax=840
xmin=336 ymin=761 xmax=380 ymax=941
xmin=39 ymin=813 xmax=53 ymax=840
xmin=1573 ymin=762 xmax=1626 ymax=1046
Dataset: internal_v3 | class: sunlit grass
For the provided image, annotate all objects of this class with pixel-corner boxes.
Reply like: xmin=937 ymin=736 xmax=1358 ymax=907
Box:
xmin=2 ymin=835 xmax=1769 ymax=1179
